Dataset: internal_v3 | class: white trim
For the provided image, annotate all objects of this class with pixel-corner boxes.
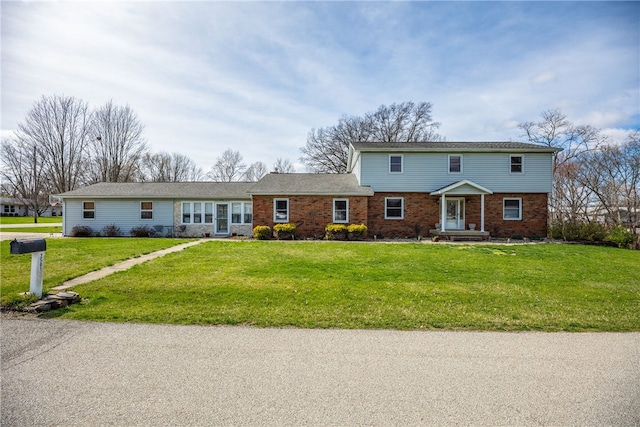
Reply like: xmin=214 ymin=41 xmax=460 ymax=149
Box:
xmin=448 ymin=154 xmax=463 ymax=174
xmin=430 ymin=180 xmax=493 ymax=195
xmin=503 ymin=197 xmax=523 ymax=220
xmin=274 ymin=198 xmax=289 ymax=223
xmin=333 ymin=198 xmax=349 ymax=223
xmin=231 ymin=201 xmax=253 ymax=225
xmin=82 ymin=201 xmax=95 ymax=220
xmin=384 ymin=197 xmax=404 ymax=220
xmin=140 ymin=201 xmax=153 ymax=220
xmin=510 ymin=154 xmax=524 ymax=174
xmin=389 ymin=154 xmax=404 ymax=174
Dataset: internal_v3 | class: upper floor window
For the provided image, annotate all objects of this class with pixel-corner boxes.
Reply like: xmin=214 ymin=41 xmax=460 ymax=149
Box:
xmin=333 ymin=199 xmax=349 ymax=223
xmin=83 ymin=201 xmax=95 ymax=219
xmin=274 ymin=199 xmax=289 ymax=223
xmin=449 ymin=155 xmax=463 ymax=174
xmin=385 ymin=197 xmax=404 ymax=219
xmin=389 ymin=155 xmax=403 ymax=173
xmin=510 ymin=155 xmax=523 ymax=173
xmin=503 ymin=198 xmax=522 ymax=220
xmin=140 ymin=201 xmax=153 ymax=220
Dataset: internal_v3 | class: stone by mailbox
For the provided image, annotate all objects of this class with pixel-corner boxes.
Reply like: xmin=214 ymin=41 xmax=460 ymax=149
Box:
xmin=10 ymin=238 xmax=47 ymax=254
xmin=9 ymin=238 xmax=46 ymax=297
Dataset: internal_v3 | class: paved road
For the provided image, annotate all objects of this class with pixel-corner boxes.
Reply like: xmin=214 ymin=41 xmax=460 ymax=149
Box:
xmin=1 ymin=315 xmax=639 ymax=426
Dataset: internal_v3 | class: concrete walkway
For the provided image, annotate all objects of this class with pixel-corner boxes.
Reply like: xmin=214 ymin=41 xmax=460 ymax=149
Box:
xmin=52 ymin=239 xmax=207 ymax=291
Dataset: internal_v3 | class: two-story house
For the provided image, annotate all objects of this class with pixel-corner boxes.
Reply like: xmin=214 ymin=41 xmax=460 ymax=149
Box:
xmin=56 ymin=141 xmax=557 ymax=239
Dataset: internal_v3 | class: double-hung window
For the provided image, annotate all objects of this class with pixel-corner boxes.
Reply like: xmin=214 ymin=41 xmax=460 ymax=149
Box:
xmin=503 ymin=198 xmax=522 ymax=220
xmin=449 ymin=155 xmax=462 ymax=174
xmin=385 ymin=197 xmax=404 ymax=219
xmin=182 ymin=202 xmax=191 ymax=223
xmin=333 ymin=199 xmax=349 ymax=223
xmin=193 ymin=203 xmax=202 ymax=223
xmin=83 ymin=201 xmax=95 ymax=219
xmin=389 ymin=155 xmax=403 ymax=173
xmin=231 ymin=202 xmax=252 ymax=224
xmin=140 ymin=202 xmax=153 ymax=220
xmin=510 ymin=155 xmax=523 ymax=174
xmin=274 ymin=199 xmax=289 ymax=222
xmin=205 ymin=203 xmax=213 ymax=223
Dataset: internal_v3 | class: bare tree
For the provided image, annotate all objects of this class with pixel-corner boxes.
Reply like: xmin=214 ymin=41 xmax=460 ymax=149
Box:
xmin=273 ymin=158 xmax=295 ymax=173
xmin=300 ymin=102 xmax=442 ymax=173
xmin=141 ymin=152 xmax=203 ymax=182
xmin=519 ymin=109 xmax=608 ymax=224
xmin=14 ymin=95 xmax=92 ymax=193
xmin=578 ymin=131 xmax=640 ymax=232
xmin=88 ymin=100 xmax=148 ymax=183
xmin=518 ymin=109 xmax=606 ymax=173
xmin=0 ymin=137 xmax=51 ymax=222
xmin=207 ymin=149 xmax=247 ymax=182
xmin=244 ymin=161 xmax=268 ymax=182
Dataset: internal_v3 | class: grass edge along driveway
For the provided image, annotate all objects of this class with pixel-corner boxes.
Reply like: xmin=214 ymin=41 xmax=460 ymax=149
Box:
xmin=36 ymin=240 xmax=640 ymax=332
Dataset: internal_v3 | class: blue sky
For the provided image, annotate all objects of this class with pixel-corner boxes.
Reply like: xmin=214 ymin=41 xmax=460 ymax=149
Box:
xmin=2 ymin=1 xmax=638 ymax=172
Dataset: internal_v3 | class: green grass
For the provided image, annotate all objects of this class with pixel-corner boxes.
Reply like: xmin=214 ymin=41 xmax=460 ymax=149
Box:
xmin=1 ymin=226 xmax=62 ymax=233
xmin=0 ymin=216 xmax=62 ymax=224
xmin=35 ymin=241 xmax=640 ymax=331
xmin=0 ymin=238 xmax=193 ymax=300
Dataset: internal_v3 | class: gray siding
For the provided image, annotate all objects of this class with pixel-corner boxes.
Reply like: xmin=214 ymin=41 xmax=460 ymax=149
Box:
xmin=359 ymin=152 xmax=553 ymax=193
xmin=63 ymin=199 xmax=174 ymax=236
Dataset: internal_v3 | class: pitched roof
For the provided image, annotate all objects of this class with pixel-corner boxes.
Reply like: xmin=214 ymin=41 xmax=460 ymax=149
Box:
xmin=249 ymin=173 xmax=374 ymax=196
xmin=57 ymin=182 xmax=254 ymax=199
xmin=351 ymin=141 xmax=560 ymax=152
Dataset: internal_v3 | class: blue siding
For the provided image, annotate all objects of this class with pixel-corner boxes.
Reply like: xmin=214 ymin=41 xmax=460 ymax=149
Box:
xmin=63 ymin=199 xmax=174 ymax=236
xmin=359 ymin=152 xmax=553 ymax=193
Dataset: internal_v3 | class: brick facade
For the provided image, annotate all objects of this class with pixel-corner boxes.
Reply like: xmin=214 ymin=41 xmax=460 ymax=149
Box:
xmin=252 ymin=195 xmax=369 ymax=239
xmin=252 ymin=192 xmax=548 ymax=239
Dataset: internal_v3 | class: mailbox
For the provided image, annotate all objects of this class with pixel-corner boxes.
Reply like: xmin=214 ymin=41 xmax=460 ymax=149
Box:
xmin=10 ymin=239 xmax=47 ymax=254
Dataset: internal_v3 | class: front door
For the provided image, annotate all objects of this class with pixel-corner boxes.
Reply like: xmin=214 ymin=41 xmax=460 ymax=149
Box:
xmin=445 ymin=198 xmax=465 ymax=230
xmin=215 ymin=203 xmax=229 ymax=235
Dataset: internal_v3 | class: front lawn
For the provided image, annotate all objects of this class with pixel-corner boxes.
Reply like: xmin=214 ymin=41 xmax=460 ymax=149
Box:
xmin=0 ymin=226 xmax=62 ymax=233
xmin=42 ymin=241 xmax=640 ymax=331
xmin=0 ymin=216 xmax=62 ymax=224
xmin=0 ymin=238 xmax=193 ymax=301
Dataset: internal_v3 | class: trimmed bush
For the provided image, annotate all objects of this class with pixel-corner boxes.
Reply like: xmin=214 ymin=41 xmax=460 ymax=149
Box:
xmin=253 ymin=225 xmax=271 ymax=240
xmin=347 ymin=223 xmax=368 ymax=240
xmin=549 ymin=221 xmax=607 ymax=242
xmin=130 ymin=225 xmax=157 ymax=238
xmin=273 ymin=223 xmax=296 ymax=240
xmin=71 ymin=225 xmax=93 ymax=237
xmin=606 ymin=225 xmax=635 ymax=249
xmin=101 ymin=224 xmax=123 ymax=237
xmin=325 ymin=223 xmax=348 ymax=240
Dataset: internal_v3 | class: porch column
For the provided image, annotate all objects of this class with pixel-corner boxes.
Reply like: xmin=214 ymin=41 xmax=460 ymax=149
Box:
xmin=441 ymin=194 xmax=446 ymax=232
xmin=480 ymin=194 xmax=485 ymax=232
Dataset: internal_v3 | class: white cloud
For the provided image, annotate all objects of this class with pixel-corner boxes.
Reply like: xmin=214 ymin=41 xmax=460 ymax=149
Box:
xmin=2 ymin=1 xmax=638 ymax=172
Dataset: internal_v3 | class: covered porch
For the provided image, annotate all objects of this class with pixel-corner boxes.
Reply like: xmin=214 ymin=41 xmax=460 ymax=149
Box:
xmin=429 ymin=180 xmax=493 ymax=241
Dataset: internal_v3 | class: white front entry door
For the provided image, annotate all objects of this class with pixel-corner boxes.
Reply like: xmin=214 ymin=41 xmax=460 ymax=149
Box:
xmin=445 ymin=198 xmax=465 ymax=230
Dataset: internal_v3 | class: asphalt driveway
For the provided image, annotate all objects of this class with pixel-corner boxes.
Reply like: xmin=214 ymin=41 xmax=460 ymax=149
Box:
xmin=2 ymin=315 xmax=639 ymax=426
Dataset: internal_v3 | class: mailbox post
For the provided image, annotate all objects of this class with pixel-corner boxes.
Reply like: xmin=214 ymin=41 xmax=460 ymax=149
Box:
xmin=10 ymin=239 xmax=47 ymax=298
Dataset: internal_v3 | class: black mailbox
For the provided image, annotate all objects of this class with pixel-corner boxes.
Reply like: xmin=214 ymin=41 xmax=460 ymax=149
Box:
xmin=10 ymin=239 xmax=47 ymax=254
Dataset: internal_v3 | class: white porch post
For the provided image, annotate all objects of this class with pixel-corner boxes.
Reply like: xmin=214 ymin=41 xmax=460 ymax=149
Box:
xmin=480 ymin=194 xmax=485 ymax=232
xmin=441 ymin=194 xmax=446 ymax=232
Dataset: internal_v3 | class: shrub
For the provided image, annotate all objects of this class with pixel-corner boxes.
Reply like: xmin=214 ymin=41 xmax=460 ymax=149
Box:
xmin=71 ymin=225 xmax=93 ymax=237
xmin=273 ymin=223 xmax=296 ymax=240
xmin=130 ymin=225 xmax=157 ymax=238
xmin=549 ymin=221 xmax=607 ymax=242
xmin=347 ymin=223 xmax=368 ymax=240
xmin=606 ymin=225 xmax=635 ymax=249
xmin=101 ymin=224 xmax=123 ymax=237
xmin=325 ymin=223 xmax=348 ymax=240
xmin=253 ymin=225 xmax=271 ymax=240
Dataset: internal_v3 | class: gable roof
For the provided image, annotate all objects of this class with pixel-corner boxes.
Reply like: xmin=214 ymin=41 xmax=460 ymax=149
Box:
xmin=351 ymin=141 xmax=560 ymax=153
xmin=56 ymin=182 xmax=254 ymax=199
xmin=430 ymin=180 xmax=493 ymax=195
xmin=249 ymin=173 xmax=374 ymax=196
